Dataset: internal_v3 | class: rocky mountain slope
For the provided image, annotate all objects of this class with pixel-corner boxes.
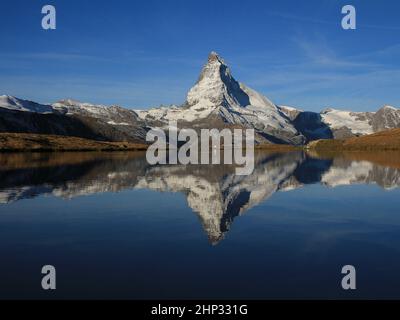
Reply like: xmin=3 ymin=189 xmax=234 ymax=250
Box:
xmin=287 ymin=105 xmax=400 ymax=140
xmin=0 ymin=95 xmax=148 ymax=143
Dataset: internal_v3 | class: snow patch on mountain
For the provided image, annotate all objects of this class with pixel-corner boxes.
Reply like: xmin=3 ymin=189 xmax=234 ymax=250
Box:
xmin=320 ymin=108 xmax=374 ymax=135
xmin=52 ymin=99 xmax=141 ymax=125
xmin=107 ymin=121 xmax=131 ymax=126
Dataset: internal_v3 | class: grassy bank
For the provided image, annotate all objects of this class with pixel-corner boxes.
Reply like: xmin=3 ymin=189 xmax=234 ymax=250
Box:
xmin=306 ymin=128 xmax=400 ymax=151
xmin=0 ymin=133 xmax=148 ymax=152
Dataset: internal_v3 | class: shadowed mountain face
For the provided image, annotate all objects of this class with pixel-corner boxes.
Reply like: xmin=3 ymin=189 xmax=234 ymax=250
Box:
xmin=0 ymin=96 xmax=148 ymax=143
xmin=1 ymin=151 xmax=400 ymax=244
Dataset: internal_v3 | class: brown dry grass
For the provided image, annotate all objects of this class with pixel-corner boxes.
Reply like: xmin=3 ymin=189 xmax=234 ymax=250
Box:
xmin=255 ymin=144 xmax=302 ymax=151
xmin=307 ymin=128 xmax=400 ymax=151
xmin=0 ymin=133 xmax=148 ymax=152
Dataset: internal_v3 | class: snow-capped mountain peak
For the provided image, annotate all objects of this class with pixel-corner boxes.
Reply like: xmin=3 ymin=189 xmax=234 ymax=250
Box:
xmin=380 ymin=105 xmax=398 ymax=111
xmin=138 ymin=52 xmax=305 ymax=145
xmin=187 ymin=51 xmax=275 ymax=112
xmin=0 ymin=95 xmax=54 ymax=114
xmin=186 ymin=51 xmax=249 ymax=108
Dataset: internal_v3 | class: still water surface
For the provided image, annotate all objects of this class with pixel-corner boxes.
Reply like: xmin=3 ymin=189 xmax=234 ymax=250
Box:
xmin=0 ymin=151 xmax=400 ymax=299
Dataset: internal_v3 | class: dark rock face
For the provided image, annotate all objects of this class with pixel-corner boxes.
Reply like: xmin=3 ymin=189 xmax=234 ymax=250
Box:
xmin=0 ymin=108 xmax=102 ymax=139
xmin=372 ymin=106 xmax=400 ymax=132
xmin=330 ymin=127 xmax=358 ymax=139
xmin=292 ymin=112 xmax=333 ymax=141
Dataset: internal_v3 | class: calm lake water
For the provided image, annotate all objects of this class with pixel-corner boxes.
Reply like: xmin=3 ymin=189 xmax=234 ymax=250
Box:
xmin=0 ymin=150 xmax=400 ymax=299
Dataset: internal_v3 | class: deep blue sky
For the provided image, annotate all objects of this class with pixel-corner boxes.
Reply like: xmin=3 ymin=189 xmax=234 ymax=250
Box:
xmin=1 ymin=0 xmax=399 ymax=111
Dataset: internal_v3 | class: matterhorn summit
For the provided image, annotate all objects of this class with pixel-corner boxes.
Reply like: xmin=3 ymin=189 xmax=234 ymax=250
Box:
xmin=186 ymin=51 xmax=252 ymax=109
xmin=138 ymin=51 xmax=306 ymax=145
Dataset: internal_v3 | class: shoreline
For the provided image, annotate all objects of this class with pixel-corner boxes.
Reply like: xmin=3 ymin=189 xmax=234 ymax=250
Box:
xmin=1 ymin=129 xmax=400 ymax=153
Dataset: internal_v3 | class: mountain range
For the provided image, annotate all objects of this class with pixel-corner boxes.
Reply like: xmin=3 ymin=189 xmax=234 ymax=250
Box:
xmin=1 ymin=51 xmax=400 ymax=145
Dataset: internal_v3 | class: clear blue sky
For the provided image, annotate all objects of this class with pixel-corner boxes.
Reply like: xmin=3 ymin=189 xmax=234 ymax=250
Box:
xmin=1 ymin=0 xmax=399 ymax=111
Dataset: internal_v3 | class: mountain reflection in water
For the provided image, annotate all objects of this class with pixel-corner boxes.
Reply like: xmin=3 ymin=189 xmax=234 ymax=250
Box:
xmin=1 ymin=151 xmax=400 ymax=245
